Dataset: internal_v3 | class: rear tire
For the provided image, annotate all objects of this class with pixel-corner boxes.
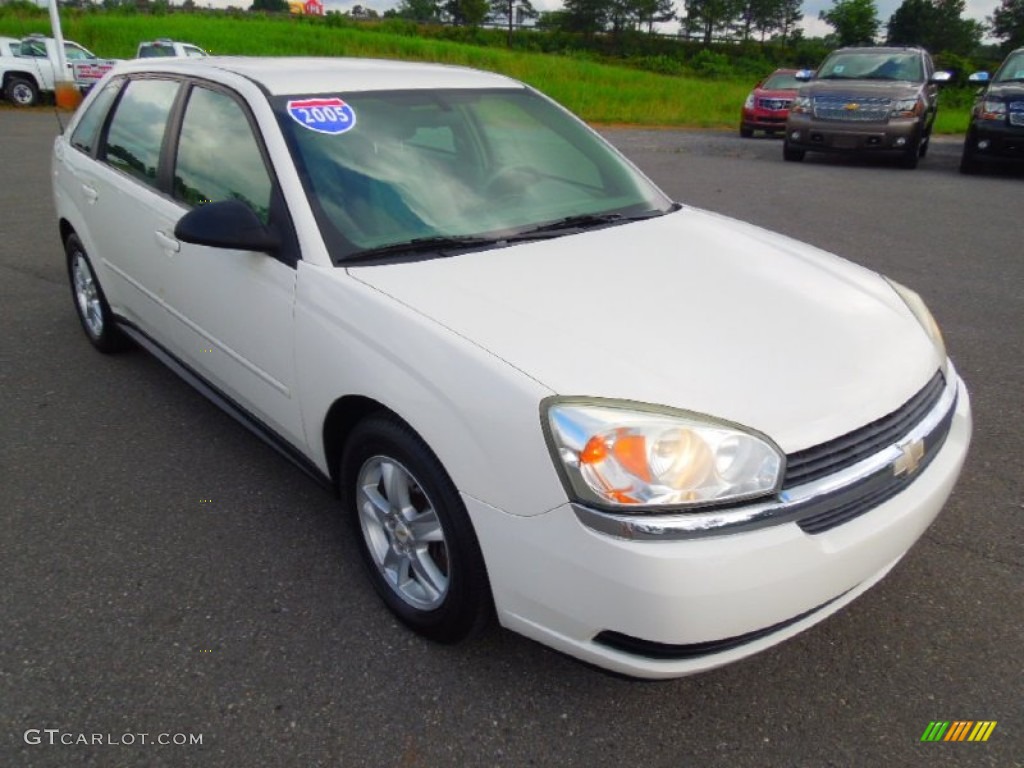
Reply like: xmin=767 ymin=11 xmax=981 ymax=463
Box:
xmin=5 ymin=76 xmax=39 ymax=107
xmin=341 ymin=414 xmax=492 ymax=643
xmin=65 ymin=234 xmax=128 ymax=353
xmin=783 ymin=143 xmax=805 ymax=162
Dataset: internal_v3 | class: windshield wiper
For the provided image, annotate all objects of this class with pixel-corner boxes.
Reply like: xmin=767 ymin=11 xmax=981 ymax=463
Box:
xmin=344 ymin=235 xmax=503 ymax=263
xmin=511 ymin=208 xmax=672 ymax=238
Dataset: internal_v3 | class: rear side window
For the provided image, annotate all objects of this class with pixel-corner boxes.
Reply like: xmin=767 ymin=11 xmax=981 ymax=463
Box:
xmin=102 ymin=78 xmax=179 ymax=187
xmin=71 ymin=78 xmax=122 ymax=156
xmin=63 ymin=42 xmax=93 ymax=61
xmin=137 ymin=44 xmax=174 ymax=58
xmin=173 ymin=86 xmax=273 ymax=223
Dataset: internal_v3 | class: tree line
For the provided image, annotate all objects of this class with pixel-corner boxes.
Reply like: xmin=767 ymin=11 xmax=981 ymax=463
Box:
xmin=379 ymin=0 xmax=1022 ymax=53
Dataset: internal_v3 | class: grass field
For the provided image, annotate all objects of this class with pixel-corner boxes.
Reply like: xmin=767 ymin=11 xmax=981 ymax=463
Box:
xmin=0 ymin=10 xmax=972 ymax=133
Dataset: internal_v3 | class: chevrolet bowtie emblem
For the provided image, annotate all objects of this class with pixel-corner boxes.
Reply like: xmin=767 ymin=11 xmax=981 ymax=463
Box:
xmin=894 ymin=438 xmax=926 ymax=477
xmin=845 ymin=103 xmax=860 ymax=110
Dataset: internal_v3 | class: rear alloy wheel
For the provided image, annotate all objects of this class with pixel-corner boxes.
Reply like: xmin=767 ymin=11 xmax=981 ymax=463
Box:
xmin=342 ymin=414 xmax=491 ymax=643
xmin=5 ymin=76 xmax=39 ymax=107
xmin=66 ymin=234 xmax=128 ymax=353
xmin=783 ymin=142 xmax=805 ymax=162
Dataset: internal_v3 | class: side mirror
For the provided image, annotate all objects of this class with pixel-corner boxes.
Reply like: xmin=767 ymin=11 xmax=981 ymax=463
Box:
xmin=931 ymin=71 xmax=952 ymax=84
xmin=795 ymin=69 xmax=813 ymax=82
xmin=967 ymin=71 xmax=990 ymax=84
xmin=174 ymin=200 xmax=279 ymax=253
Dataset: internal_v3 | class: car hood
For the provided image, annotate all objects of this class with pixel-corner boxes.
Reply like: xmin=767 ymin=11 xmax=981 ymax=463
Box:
xmin=984 ymin=82 xmax=1024 ymax=100
xmin=754 ymin=88 xmax=797 ymax=98
xmin=348 ymin=208 xmax=942 ymax=453
xmin=800 ymin=80 xmax=923 ymax=99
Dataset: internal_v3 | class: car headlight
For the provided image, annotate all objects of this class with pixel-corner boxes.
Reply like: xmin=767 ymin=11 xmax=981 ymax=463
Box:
xmin=980 ymin=99 xmax=1006 ymax=120
xmin=891 ymin=98 xmax=923 ymax=118
xmin=791 ymin=96 xmax=811 ymax=114
xmin=885 ymin=279 xmax=947 ymax=368
xmin=543 ymin=400 xmax=783 ymax=511
xmin=744 ymin=92 xmax=756 ymax=109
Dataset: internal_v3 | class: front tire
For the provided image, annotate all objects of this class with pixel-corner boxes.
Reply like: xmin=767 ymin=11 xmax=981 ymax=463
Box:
xmin=899 ymin=141 xmax=921 ymax=169
xmin=66 ymin=234 xmax=128 ymax=353
xmin=5 ymin=76 xmax=39 ymax=107
xmin=341 ymin=414 xmax=492 ymax=643
xmin=959 ymin=131 xmax=982 ymax=175
xmin=740 ymin=125 xmax=754 ymax=138
xmin=783 ymin=142 xmax=805 ymax=162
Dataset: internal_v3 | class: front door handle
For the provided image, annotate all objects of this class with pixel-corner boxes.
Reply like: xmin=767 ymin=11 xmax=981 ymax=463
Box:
xmin=81 ymin=184 xmax=98 ymax=204
xmin=155 ymin=230 xmax=180 ymax=253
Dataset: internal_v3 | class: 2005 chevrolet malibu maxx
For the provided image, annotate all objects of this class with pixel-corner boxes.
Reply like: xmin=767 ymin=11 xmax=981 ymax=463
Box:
xmin=53 ymin=57 xmax=971 ymax=678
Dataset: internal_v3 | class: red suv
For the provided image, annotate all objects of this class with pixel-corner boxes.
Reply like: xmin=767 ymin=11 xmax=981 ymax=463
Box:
xmin=740 ymin=69 xmax=802 ymax=138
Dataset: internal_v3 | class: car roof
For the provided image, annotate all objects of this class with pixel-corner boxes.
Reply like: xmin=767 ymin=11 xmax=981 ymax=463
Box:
xmin=110 ymin=56 xmax=522 ymax=94
xmin=832 ymin=46 xmax=925 ymax=55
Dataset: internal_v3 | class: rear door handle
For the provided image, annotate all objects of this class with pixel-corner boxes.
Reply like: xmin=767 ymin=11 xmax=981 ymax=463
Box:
xmin=155 ymin=230 xmax=180 ymax=253
xmin=81 ymin=184 xmax=98 ymax=204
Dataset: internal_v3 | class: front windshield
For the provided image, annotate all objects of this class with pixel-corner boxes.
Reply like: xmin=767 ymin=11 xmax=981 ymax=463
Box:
xmin=762 ymin=73 xmax=801 ymax=90
xmin=817 ymin=52 xmax=923 ymax=83
xmin=275 ymin=88 xmax=672 ymax=261
xmin=994 ymin=51 xmax=1024 ymax=82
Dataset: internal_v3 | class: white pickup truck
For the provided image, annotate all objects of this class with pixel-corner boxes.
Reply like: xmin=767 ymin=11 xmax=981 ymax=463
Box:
xmin=0 ymin=34 xmax=117 ymax=107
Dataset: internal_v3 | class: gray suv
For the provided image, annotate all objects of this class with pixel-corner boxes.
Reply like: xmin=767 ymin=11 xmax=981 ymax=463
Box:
xmin=783 ymin=47 xmax=951 ymax=169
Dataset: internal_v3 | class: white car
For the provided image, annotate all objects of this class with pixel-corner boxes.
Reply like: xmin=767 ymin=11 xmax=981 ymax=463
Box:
xmin=136 ymin=39 xmax=207 ymax=59
xmin=52 ymin=57 xmax=971 ymax=679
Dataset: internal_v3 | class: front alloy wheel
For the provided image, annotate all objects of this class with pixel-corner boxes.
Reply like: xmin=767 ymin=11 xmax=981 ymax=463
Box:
xmin=356 ymin=456 xmax=450 ymax=611
xmin=342 ymin=414 xmax=491 ymax=643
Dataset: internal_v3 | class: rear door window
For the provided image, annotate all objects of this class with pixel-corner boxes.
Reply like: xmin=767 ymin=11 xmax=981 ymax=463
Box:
xmin=101 ymin=78 xmax=180 ymax=188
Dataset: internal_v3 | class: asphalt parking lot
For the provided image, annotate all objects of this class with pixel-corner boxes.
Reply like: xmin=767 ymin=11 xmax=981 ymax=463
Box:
xmin=1 ymin=109 xmax=1021 ymax=767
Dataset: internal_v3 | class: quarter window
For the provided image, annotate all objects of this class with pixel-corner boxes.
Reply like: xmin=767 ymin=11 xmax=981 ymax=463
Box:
xmin=173 ymin=86 xmax=273 ymax=223
xmin=71 ymin=78 xmax=122 ymax=156
xmin=103 ymin=78 xmax=180 ymax=187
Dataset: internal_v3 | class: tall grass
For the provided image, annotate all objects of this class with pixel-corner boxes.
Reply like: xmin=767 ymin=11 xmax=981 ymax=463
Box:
xmin=0 ymin=9 xmax=970 ymax=132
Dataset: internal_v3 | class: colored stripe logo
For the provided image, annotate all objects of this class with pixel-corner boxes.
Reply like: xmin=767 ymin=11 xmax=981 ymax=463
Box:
xmin=921 ymin=721 xmax=997 ymax=742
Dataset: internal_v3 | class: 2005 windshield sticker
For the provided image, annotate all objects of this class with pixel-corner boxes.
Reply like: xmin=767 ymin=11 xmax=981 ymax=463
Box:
xmin=287 ymin=98 xmax=356 ymax=135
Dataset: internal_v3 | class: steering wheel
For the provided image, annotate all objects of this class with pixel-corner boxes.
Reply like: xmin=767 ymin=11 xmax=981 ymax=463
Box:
xmin=484 ymin=165 xmax=542 ymax=199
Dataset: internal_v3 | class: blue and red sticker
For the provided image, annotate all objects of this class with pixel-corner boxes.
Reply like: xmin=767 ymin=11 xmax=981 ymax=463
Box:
xmin=287 ymin=97 xmax=356 ymax=135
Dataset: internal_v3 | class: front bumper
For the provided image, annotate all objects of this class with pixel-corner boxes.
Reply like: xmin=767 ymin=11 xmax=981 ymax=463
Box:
xmin=741 ymin=108 xmax=789 ymax=131
xmin=785 ymin=114 xmax=922 ymax=153
xmin=967 ymin=120 xmax=1024 ymax=161
xmin=467 ymin=371 xmax=971 ymax=679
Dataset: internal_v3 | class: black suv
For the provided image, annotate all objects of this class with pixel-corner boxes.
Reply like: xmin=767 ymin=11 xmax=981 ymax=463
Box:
xmin=784 ymin=46 xmax=951 ymax=169
xmin=960 ymin=48 xmax=1024 ymax=174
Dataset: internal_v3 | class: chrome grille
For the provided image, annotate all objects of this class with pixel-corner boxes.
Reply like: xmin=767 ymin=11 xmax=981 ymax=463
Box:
xmin=783 ymin=372 xmax=945 ymax=489
xmin=757 ymin=98 xmax=791 ymax=111
xmin=1009 ymin=102 xmax=1024 ymax=127
xmin=813 ymin=95 xmax=891 ymax=122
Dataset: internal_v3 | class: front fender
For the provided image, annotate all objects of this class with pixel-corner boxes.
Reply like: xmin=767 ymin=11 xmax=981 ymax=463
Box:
xmin=293 ymin=262 xmax=567 ymax=518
